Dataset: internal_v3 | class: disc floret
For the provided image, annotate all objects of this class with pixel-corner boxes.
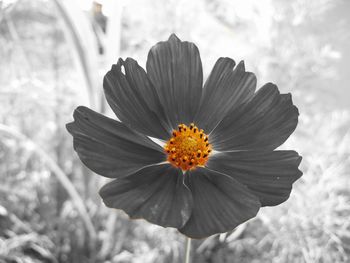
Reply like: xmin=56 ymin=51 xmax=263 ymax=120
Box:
xmin=164 ymin=123 xmax=212 ymax=171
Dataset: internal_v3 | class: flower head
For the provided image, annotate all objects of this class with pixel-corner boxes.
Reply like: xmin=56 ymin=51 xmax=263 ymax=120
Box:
xmin=67 ymin=34 xmax=302 ymax=239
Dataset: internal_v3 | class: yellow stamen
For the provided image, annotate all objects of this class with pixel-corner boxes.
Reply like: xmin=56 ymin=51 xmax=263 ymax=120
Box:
xmin=164 ymin=123 xmax=212 ymax=171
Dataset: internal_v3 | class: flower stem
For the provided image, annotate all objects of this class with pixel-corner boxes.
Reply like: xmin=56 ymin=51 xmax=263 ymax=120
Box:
xmin=184 ymin=237 xmax=192 ymax=263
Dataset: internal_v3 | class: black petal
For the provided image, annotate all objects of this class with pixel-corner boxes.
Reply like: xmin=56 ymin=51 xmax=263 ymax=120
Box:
xmin=179 ymin=167 xmax=260 ymax=239
xmin=146 ymin=34 xmax=203 ymax=128
xmin=207 ymin=151 xmax=302 ymax=206
xmin=210 ymin=83 xmax=299 ymax=151
xmin=104 ymin=58 xmax=171 ymax=140
xmin=99 ymin=164 xmax=193 ymax=228
xmin=67 ymin=106 xmax=165 ymax=178
xmin=194 ymin=58 xmax=256 ymax=133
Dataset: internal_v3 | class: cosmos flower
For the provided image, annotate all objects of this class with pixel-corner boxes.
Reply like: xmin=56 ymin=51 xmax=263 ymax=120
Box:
xmin=67 ymin=34 xmax=302 ymax=239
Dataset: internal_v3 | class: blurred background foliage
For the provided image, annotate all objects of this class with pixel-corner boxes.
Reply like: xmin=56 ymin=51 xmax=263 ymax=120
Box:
xmin=0 ymin=0 xmax=349 ymax=262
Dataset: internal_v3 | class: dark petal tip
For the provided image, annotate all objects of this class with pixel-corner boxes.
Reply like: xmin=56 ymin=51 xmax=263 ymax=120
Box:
xmin=169 ymin=33 xmax=181 ymax=42
xmin=237 ymin=60 xmax=245 ymax=71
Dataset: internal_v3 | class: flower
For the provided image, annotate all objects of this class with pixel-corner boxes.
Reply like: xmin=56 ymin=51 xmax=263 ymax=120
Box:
xmin=67 ymin=34 xmax=302 ymax=239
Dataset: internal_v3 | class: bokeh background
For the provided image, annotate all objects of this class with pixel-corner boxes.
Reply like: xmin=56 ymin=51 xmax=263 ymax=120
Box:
xmin=0 ymin=0 xmax=350 ymax=262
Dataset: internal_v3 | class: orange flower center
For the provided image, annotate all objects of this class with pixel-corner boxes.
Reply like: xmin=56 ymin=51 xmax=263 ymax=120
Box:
xmin=164 ymin=123 xmax=212 ymax=171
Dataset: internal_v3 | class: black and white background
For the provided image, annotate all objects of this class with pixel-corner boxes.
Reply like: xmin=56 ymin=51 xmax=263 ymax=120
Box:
xmin=0 ymin=0 xmax=350 ymax=262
